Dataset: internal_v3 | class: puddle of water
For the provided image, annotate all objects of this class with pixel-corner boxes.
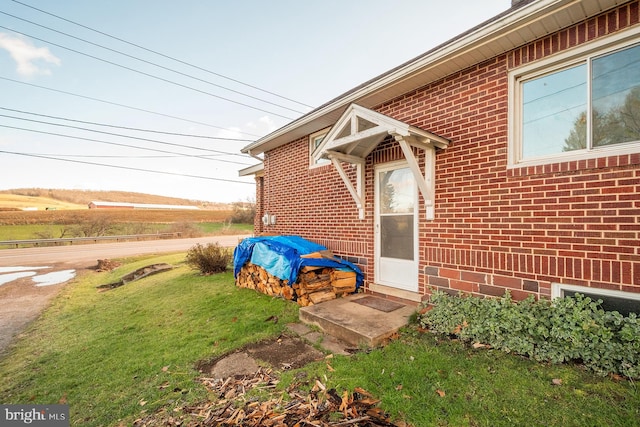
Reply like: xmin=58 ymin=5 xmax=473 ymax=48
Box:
xmin=0 ymin=266 xmax=76 ymax=287
xmin=32 ymin=270 xmax=76 ymax=287
xmin=0 ymin=271 xmax=38 ymax=286
xmin=0 ymin=266 xmax=51 ymax=274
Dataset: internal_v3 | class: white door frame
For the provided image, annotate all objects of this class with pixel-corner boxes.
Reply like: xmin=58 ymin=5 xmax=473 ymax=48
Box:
xmin=374 ymin=160 xmax=419 ymax=292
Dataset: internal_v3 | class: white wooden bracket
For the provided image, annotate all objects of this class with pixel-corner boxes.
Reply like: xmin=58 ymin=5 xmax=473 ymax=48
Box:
xmin=326 ymin=150 xmax=365 ymax=220
xmin=395 ymin=135 xmax=436 ymax=220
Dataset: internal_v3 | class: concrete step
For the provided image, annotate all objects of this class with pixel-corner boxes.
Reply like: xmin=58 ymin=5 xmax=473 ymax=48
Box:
xmin=298 ymin=294 xmax=418 ymax=347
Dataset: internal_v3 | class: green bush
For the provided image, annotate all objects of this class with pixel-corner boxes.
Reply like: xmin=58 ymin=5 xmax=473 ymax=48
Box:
xmin=418 ymin=291 xmax=640 ymax=378
xmin=168 ymin=221 xmax=204 ymax=238
xmin=228 ymin=201 xmax=256 ymax=224
xmin=185 ymin=243 xmax=232 ymax=274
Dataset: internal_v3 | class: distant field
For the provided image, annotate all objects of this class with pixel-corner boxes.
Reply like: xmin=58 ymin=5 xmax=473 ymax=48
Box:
xmin=0 ymin=194 xmax=85 ymax=211
xmin=0 ymin=188 xmax=229 ymax=209
xmin=0 ymin=209 xmax=233 ymax=225
xmin=0 ymin=189 xmax=251 ymax=242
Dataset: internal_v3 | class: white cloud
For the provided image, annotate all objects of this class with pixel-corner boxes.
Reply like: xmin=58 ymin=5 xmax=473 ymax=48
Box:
xmin=215 ymin=116 xmax=278 ymax=141
xmin=215 ymin=127 xmax=244 ymax=140
xmin=0 ymin=32 xmax=61 ymax=77
xmin=258 ymin=116 xmax=278 ymax=133
xmin=243 ymin=115 xmax=279 ymax=134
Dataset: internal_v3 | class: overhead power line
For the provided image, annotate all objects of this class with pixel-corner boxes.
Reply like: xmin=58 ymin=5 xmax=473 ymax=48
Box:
xmin=9 ymin=0 xmax=314 ymax=109
xmin=0 ymin=124 xmax=253 ymax=165
xmin=0 ymin=25 xmax=296 ymax=120
xmin=0 ymin=10 xmax=305 ymax=115
xmin=21 ymin=152 xmax=229 ymax=159
xmin=0 ymin=114 xmax=252 ymax=159
xmin=0 ymin=77 xmax=262 ymax=138
xmin=0 ymin=107 xmax=253 ymax=141
xmin=0 ymin=150 xmax=255 ymax=184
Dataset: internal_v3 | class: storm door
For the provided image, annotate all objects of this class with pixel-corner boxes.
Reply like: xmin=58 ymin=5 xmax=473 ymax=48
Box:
xmin=374 ymin=161 xmax=418 ymax=291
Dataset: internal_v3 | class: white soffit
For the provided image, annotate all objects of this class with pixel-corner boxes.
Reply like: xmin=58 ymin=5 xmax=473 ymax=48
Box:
xmin=238 ymin=163 xmax=264 ymax=177
xmin=241 ymin=0 xmax=631 ymax=156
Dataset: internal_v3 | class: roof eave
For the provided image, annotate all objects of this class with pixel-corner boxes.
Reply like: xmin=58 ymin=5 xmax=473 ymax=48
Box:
xmin=239 ymin=163 xmax=264 ymax=177
xmin=241 ymin=0 xmax=628 ymax=156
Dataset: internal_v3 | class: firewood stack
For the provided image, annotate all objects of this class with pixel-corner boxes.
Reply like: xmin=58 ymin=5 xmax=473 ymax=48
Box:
xmin=235 ymin=252 xmax=358 ymax=306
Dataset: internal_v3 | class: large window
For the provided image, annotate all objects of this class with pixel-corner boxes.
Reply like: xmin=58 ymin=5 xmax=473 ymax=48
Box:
xmin=510 ymin=31 xmax=640 ymax=166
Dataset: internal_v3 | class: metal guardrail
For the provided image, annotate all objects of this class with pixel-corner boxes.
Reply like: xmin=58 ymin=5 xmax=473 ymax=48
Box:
xmin=0 ymin=233 xmax=182 ymax=248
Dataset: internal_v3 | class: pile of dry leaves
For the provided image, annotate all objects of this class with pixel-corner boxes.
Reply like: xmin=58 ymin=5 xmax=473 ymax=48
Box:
xmin=133 ymin=367 xmax=409 ymax=426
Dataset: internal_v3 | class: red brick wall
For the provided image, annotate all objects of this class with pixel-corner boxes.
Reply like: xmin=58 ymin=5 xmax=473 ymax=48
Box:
xmin=253 ymin=175 xmax=265 ymax=234
xmin=259 ymin=1 xmax=640 ymax=301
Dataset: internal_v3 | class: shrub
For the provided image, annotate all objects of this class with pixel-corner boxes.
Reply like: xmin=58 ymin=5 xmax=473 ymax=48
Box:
xmin=185 ymin=243 xmax=232 ymax=274
xmin=418 ymin=290 xmax=640 ymax=378
xmin=167 ymin=221 xmax=203 ymax=238
xmin=228 ymin=201 xmax=256 ymax=224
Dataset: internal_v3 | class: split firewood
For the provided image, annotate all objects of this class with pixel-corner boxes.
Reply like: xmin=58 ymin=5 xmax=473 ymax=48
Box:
xmin=309 ymin=289 xmax=337 ymax=304
xmin=236 ymin=262 xmax=357 ymax=307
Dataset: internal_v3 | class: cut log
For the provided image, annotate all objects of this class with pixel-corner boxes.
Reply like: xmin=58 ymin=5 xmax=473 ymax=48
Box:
xmin=308 ymin=289 xmax=337 ymax=304
xmin=236 ymin=261 xmax=357 ymax=307
xmin=300 ymin=250 xmax=334 ymax=259
xmin=300 ymin=265 xmax=324 ymax=273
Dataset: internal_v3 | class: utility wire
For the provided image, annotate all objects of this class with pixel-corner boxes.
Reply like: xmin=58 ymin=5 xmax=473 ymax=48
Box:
xmin=0 ymin=124 xmax=253 ymax=165
xmin=9 ymin=0 xmax=314 ymax=109
xmin=0 ymin=113 xmax=253 ymax=158
xmin=0 ymin=149 xmax=255 ymax=184
xmin=22 ymin=152 xmax=227 ymax=159
xmin=0 ymin=107 xmax=253 ymax=141
xmin=0 ymin=25 xmax=296 ymax=120
xmin=0 ymin=77 xmax=262 ymax=138
xmin=0 ymin=10 xmax=305 ymax=115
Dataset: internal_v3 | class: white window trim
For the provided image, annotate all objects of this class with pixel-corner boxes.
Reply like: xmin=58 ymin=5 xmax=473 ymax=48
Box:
xmin=309 ymin=128 xmax=331 ymax=169
xmin=551 ymin=283 xmax=640 ymax=306
xmin=508 ymin=27 xmax=640 ymax=169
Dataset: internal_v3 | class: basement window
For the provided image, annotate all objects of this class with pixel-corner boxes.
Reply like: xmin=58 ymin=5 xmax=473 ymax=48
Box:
xmin=552 ymin=283 xmax=640 ymax=316
xmin=309 ymin=128 xmax=330 ymax=168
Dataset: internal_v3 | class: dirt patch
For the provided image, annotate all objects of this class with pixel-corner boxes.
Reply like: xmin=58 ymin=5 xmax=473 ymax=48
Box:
xmin=0 ymin=263 xmax=91 ymax=355
xmin=197 ymin=334 xmax=325 ymax=378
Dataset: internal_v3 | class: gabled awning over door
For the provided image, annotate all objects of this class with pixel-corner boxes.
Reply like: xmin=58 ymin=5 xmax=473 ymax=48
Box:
xmin=316 ymin=104 xmax=449 ymax=220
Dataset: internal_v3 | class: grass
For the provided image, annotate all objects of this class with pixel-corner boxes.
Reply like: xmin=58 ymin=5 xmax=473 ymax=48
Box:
xmin=0 ymin=254 xmax=298 ymax=426
xmin=194 ymin=222 xmax=253 ymax=234
xmin=1 ymin=256 xmax=638 ymax=426
xmin=0 ymin=222 xmax=252 ymax=242
xmin=0 ymin=224 xmax=68 ymax=241
xmin=280 ymin=331 xmax=640 ymax=426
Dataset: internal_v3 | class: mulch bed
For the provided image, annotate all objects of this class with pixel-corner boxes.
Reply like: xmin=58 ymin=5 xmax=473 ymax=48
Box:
xmin=133 ymin=367 xmax=409 ymax=426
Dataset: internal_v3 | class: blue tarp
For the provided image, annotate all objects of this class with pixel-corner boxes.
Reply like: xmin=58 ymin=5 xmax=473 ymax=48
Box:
xmin=233 ymin=235 xmax=363 ymax=289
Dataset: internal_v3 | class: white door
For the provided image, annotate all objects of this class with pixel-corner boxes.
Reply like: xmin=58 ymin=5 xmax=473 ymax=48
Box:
xmin=374 ymin=162 xmax=418 ymax=292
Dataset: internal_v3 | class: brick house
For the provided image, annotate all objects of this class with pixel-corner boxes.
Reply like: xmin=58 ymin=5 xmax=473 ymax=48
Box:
xmin=240 ymin=0 xmax=640 ymax=313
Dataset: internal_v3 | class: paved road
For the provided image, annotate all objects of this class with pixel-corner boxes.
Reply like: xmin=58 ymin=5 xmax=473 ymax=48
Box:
xmin=0 ymin=235 xmax=251 ymax=268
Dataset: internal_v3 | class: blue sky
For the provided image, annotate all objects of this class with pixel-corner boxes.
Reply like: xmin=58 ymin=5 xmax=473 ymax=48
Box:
xmin=0 ymin=0 xmax=508 ymax=203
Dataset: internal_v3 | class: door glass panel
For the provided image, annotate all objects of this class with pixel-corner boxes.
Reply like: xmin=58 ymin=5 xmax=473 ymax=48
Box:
xmin=379 ymin=168 xmax=414 ymax=214
xmin=380 ymin=215 xmax=414 ymax=259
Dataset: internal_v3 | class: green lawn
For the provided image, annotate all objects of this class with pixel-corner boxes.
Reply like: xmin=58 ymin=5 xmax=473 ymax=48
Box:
xmin=0 ymin=254 xmax=638 ymax=426
xmin=0 ymin=222 xmax=253 ymax=241
xmin=0 ymin=254 xmax=298 ymax=426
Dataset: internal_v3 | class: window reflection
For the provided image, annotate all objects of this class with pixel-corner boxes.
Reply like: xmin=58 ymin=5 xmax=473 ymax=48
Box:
xmin=592 ymin=44 xmax=640 ymax=147
xmin=379 ymin=168 xmax=414 ymax=214
xmin=522 ymin=64 xmax=587 ymax=157
xmin=519 ymin=42 xmax=640 ymax=161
